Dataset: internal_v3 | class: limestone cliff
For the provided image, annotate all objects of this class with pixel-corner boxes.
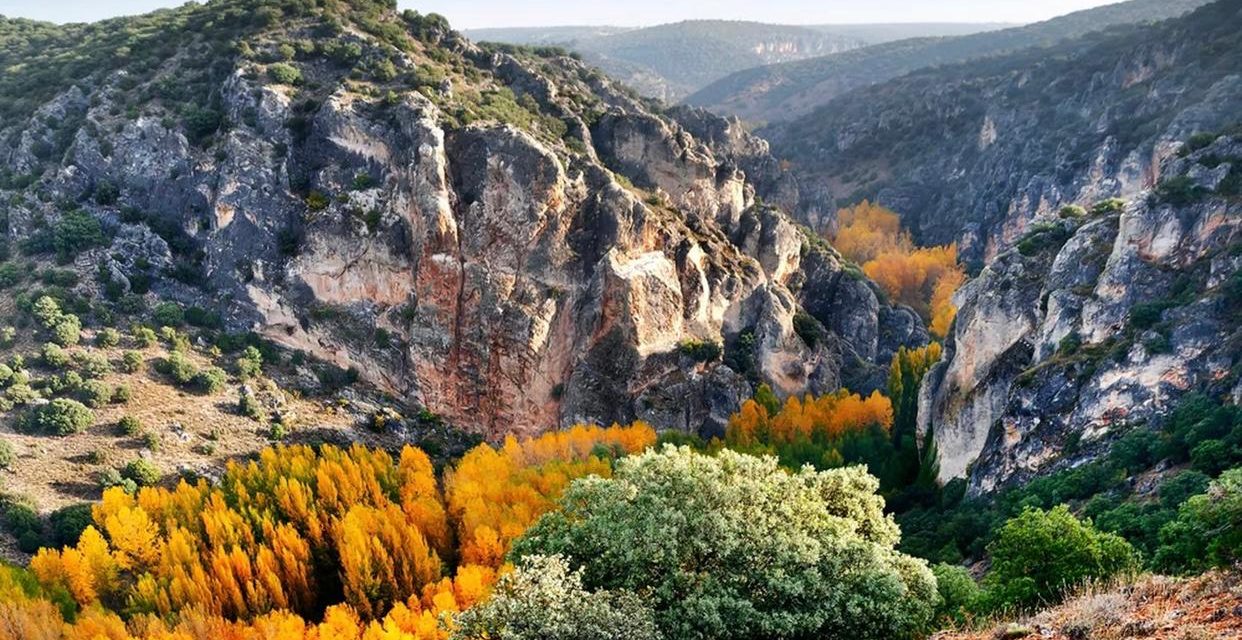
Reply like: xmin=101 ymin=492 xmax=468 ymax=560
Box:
xmin=921 ymin=135 xmax=1241 ymax=493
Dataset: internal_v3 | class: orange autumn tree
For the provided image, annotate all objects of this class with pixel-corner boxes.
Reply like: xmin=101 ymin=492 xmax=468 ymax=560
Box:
xmin=444 ymin=423 xmax=657 ymax=567
xmin=828 ymin=201 xmax=966 ymax=337
xmin=725 ymin=388 xmax=894 ymax=474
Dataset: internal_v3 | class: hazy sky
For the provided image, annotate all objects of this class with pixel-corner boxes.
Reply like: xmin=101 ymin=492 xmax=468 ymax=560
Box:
xmin=0 ymin=0 xmax=1126 ymax=29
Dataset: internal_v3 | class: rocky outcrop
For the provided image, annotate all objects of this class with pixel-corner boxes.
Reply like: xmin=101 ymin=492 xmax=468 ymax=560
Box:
xmin=0 ymin=6 xmax=906 ymax=441
xmin=921 ymin=136 xmax=1242 ymax=493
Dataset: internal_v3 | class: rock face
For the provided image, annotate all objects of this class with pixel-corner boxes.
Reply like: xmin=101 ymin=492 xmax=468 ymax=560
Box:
xmin=921 ymin=137 xmax=1241 ymax=493
xmin=759 ymin=0 xmax=1242 ymax=265
xmin=0 ymin=5 xmax=910 ymax=440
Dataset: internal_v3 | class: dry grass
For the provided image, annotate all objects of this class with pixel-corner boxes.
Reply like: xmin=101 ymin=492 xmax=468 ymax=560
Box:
xmin=934 ymin=572 xmax=1242 ymax=640
xmin=0 ymin=322 xmax=384 ymax=563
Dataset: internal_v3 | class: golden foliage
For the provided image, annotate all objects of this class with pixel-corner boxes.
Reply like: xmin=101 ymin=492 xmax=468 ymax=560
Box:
xmin=444 ymin=423 xmax=657 ymax=567
xmin=19 ymin=423 xmax=657 ymax=638
xmin=828 ymin=201 xmax=965 ymax=337
xmin=725 ymin=389 xmax=893 ymax=448
xmin=32 ymin=444 xmax=449 ymax=620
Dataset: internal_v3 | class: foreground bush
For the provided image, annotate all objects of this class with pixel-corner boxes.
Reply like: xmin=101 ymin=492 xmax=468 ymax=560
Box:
xmin=984 ymin=505 xmax=1139 ymax=611
xmin=512 ymin=446 xmax=938 ymax=640
xmin=453 ymin=555 xmax=660 ymax=640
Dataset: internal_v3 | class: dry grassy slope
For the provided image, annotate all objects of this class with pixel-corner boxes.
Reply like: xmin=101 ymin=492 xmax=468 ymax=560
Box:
xmin=0 ymin=271 xmax=466 ymax=563
xmin=935 ymin=572 xmax=1242 ymax=640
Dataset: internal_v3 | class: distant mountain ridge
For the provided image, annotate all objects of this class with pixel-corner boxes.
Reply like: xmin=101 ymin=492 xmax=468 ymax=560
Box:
xmin=469 ymin=20 xmax=1010 ymax=102
xmin=686 ymin=0 xmax=1216 ymax=123
xmin=759 ymin=0 xmax=1242 ymax=264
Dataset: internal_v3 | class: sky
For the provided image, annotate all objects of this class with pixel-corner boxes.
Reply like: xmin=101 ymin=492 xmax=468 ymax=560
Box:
xmin=0 ymin=0 xmax=1126 ymax=29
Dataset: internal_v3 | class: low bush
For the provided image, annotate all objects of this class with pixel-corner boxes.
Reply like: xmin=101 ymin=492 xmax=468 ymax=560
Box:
xmin=95 ymin=328 xmax=121 ymax=348
xmin=0 ymin=439 xmax=15 ymax=469
xmin=122 ymin=459 xmax=162 ymax=487
xmin=194 ymin=366 xmax=228 ymax=394
xmin=117 ymin=415 xmax=143 ymax=437
xmin=159 ymin=352 xmax=198 ymax=385
xmin=268 ymin=62 xmax=303 ymax=85
xmin=48 ymin=503 xmax=93 ymax=547
xmin=23 ymin=399 xmax=95 ymax=436
xmin=120 ymin=350 xmax=144 ymax=373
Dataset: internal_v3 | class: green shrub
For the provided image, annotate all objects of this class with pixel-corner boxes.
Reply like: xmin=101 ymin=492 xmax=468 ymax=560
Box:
xmin=152 ymin=302 xmax=185 ymax=328
xmin=75 ymin=379 xmax=114 ymax=408
xmin=239 ymin=393 xmax=266 ymax=422
xmin=1190 ymin=439 xmax=1233 ymax=476
xmin=131 ymin=326 xmax=158 ymax=348
xmin=3 ymin=503 xmax=45 ymax=553
xmin=159 ymin=352 xmax=198 ymax=385
xmin=453 ymin=555 xmax=660 ymax=640
xmin=184 ymin=306 xmax=222 ymax=329
xmin=93 ymin=180 xmax=119 ymax=206
xmin=1091 ymin=198 xmax=1126 ymax=216
xmin=512 ymin=447 xmax=938 ymax=639
xmin=0 ymin=326 xmax=15 ymax=346
xmin=50 ymin=210 xmax=105 ymax=260
xmin=97 ymin=468 xmax=137 ymax=495
xmin=111 ymin=384 xmax=132 ymax=404
xmin=194 ymin=366 xmax=228 ymax=394
xmin=267 ymin=62 xmax=303 ymax=85
xmin=0 ymin=262 xmax=22 ymax=290
xmin=75 ymin=352 xmax=111 ymax=379
xmin=1057 ymin=332 xmax=1082 ymax=356
xmin=305 ymin=191 xmax=330 ymax=211
xmin=142 ymin=431 xmax=161 ymax=452
xmin=931 ymin=563 xmax=981 ymax=626
xmin=1058 ymin=205 xmax=1087 ymax=219
xmin=1154 ymin=468 xmax=1242 ymax=574
xmin=122 ymin=459 xmax=162 ymax=487
xmin=1153 ymin=176 xmax=1207 ymax=206
xmin=1129 ymin=302 xmax=1171 ymax=330
xmin=32 ymin=296 xmax=62 ymax=328
xmin=95 ymin=328 xmax=121 ymax=348
xmin=24 ymin=398 xmax=95 ymax=436
xmin=676 ymin=339 xmax=722 ymax=363
xmin=117 ymin=415 xmax=143 ymax=437
xmin=236 ymin=346 xmax=263 ymax=380
xmin=983 ymin=505 xmax=1139 ymax=612
xmin=50 ymin=315 xmax=81 ymax=346
xmin=0 ymin=439 xmax=15 ymax=469
xmin=48 ymin=503 xmax=93 ymax=547
xmin=120 ymin=350 xmax=144 ymax=373
xmin=0 ymin=364 xmax=13 ymax=387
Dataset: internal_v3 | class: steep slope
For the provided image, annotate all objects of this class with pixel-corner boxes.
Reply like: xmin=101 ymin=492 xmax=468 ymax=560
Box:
xmin=920 ymin=132 xmax=1241 ymax=493
xmin=687 ymin=0 xmax=1212 ymax=124
xmin=0 ymin=0 xmax=920 ymax=443
xmin=763 ymin=0 xmax=1242 ymax=264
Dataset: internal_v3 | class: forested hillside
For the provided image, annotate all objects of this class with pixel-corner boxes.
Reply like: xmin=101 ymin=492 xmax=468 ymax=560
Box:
xmin=761 ymin=0 xmax=1242 ymax=263
xmin=686 ymin=0 xmax=1212 ymax=124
